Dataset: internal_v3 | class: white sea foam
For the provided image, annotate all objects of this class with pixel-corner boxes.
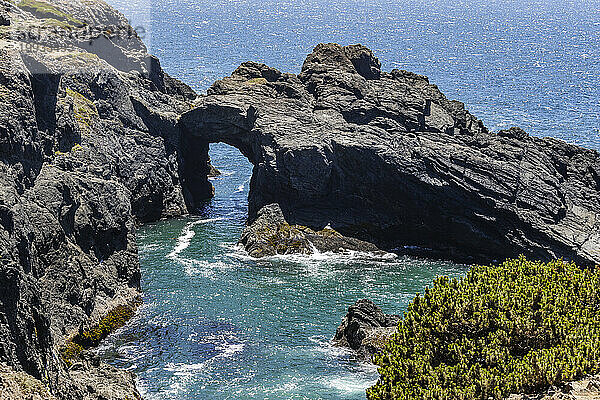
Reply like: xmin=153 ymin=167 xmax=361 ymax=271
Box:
xmin=234 ymin=177 xmax=251 ymax=193
xmin=226 ymin=241 xmax=400 ymax=266
xmin=168 ymin=218 xmax=225 ymax=258
xmin=217 ymin=342 xmax=245 ymax=358
xmin=138 ymin=242 xmax=162 ymax=253
xmin=308 ymin=335 xmax=353 ymax=358
xmin=167 ymin=218 xmax=228 ymax=273
xmin=267 ymin=249 xmax=400 ymax=266
xmin=184 ymin=260 xmax=232 ymax=277
xmin=323 ymin=374 xmax=378 ymax=394
xmin=160 ymin=339 xmax=245 ymax=397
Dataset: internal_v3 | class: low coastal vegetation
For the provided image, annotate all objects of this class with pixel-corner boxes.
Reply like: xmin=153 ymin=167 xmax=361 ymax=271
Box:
xmin=368 ymin=256 xmax=600 ymax=400
xmin=17 ymin=0 xmax=84 ymax=27
xmin=60 ymin=303 xmax=139 ymax=367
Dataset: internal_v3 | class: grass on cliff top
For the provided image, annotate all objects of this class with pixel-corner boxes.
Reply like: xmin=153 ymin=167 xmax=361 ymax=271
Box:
xmin=368 ymin=256 xmax=600 ymax=400
xmin=18 ymin=0 xmax=84 ymax=27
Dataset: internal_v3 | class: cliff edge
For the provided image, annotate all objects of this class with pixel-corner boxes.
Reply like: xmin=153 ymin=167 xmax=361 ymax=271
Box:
xmin=0 ymin=0 xmax=196 ymax=398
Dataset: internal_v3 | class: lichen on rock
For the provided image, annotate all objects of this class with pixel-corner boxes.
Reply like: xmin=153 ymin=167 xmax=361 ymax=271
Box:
xmin=240 ymin=203 xmax=383 ymax=257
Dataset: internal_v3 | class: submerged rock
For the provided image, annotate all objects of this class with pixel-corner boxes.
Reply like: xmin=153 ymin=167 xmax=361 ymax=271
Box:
xmin=180 ymin=43 xmax=600 ymax=266
xmin=240 ymin=203 xmax=382 ymax=257
xmin=333 ymin=299 xmax=400 ymax=361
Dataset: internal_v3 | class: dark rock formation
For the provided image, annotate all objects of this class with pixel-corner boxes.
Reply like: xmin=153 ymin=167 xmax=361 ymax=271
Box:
xmin=179 ymin=43 xmax=600 ymax=266
xmin=0 ymin=13 xmax=9 ymax=26
xmin=0 ymin=1 xmax=196 ymax=399
xmin=333 ymin=299 xmax=399 ymax=361
xmin=240 ymin=203 xmax=381 ymax=257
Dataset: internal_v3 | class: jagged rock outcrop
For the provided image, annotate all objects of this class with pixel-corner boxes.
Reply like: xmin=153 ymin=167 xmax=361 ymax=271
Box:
xmin=180 ymin=43 xmax=600 ymax=265
xmin=507 ymin=375 xmax=600 ymax=399
xmin=0 ymin=363 xmax=58 ymax=400
xmin=333 ymin=299 xmax=399 ymax=361
xmin=0 ymin=0 xmax=196 ymax=398
xmin=240 ymin=203 xmax=381 ymax=257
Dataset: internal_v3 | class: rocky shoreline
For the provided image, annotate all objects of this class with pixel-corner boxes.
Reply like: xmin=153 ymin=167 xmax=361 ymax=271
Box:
xmin=0 ymin=0 xmax=599 ymax=399
xmin=0 ymin=0 xmax=195 ymax=398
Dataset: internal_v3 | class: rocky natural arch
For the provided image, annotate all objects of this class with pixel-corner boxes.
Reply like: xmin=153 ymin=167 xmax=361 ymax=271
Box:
xmin=178 ymin=44 xmax=600 ymax=265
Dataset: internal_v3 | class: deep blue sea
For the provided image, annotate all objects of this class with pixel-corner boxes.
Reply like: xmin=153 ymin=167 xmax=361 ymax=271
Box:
xmin=100 ymin=1 xmax=600 ymax=399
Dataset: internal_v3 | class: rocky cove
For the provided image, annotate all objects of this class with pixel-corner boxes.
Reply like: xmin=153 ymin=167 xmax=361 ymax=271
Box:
xmin=0 ymin=0 xmax=599 ymax=399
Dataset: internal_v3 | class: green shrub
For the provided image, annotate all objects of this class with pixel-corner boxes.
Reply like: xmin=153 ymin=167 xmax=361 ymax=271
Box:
xmin=368 ymin=256 xmax=600 ymax=400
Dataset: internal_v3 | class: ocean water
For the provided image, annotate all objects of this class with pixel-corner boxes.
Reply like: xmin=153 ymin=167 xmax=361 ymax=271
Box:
xmin=98 ymin=143 xmax=466 ymax=399
xmin=99 ymin=1 xmax=600 ymax=399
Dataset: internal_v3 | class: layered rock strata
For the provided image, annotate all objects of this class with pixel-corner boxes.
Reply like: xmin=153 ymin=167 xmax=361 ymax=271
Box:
xmin=180 ymin=43 xmax=600 ymax=265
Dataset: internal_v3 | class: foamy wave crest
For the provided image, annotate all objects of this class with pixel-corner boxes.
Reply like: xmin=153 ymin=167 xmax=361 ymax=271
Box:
xmin=160 ymin=339 xmax=245 ymax=397
xmin=167 ymin=218 xmax=226 ymax=262
xmin=267 ymin=249 xmax=400 ymax=266
xmin=226 ymin=242 xmax=404 ymax=273
xmin=322 ymin=374 xmax=378 ymax=395
xmin=308 ymin=335 xmax=353 ymax=358
xmin=183 ymin=260 xmax=232 ymax=277
xmin=234 ymin=177 xmax=251 ymax=193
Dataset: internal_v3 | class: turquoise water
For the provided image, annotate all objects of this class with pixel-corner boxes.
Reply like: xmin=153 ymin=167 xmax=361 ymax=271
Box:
xmin=98 ymin=144 xmax=466 ymax=399
xmin=99 ymin=1 xmax=600 ymax=398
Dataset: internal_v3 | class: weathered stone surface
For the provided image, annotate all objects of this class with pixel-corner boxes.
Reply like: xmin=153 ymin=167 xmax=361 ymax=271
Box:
xmin=240 ymin=203 xmax=381 ymax=257
xmin=67 ymin=352 xmax=141 ymax=400
xmin=333 ymin=299 xmax=399 ymax=361
xmin=180 ymin=43 xmax=600 ymax=266
xmin=507 ymin=375 xmax=600 ymax=399
xmin=0 ymin=0 xmax=196 ymax=398
xmin=0 ymin=363 xmax=58 ymax=400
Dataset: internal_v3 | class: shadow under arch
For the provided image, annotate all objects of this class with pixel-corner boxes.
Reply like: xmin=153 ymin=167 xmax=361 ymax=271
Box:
xmin=178 ymin=103 xmax=263 ymax=216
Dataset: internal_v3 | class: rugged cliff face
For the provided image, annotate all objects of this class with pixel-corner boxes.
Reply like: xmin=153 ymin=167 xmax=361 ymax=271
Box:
xmin=1 ymin=1 xmax=599 ymax=397
xmin=0 ymin=0 xmax=196 ymax=398
xmin=180 ymin=43 xmax=600 ymax=265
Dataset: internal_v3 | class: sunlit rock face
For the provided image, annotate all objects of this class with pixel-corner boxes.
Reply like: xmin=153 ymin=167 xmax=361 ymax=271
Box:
xmin=180 ymin=43 xmax=600 ymax=266
xmin=0 ymin=0 xmax=196 ymax=398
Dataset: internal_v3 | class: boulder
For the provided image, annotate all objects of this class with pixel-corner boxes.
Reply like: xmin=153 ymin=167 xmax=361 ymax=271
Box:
xmin=333 ymin=299 xmax=400 ymax=361
xmin=240 ymin=203 xmax=381 ymax=257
